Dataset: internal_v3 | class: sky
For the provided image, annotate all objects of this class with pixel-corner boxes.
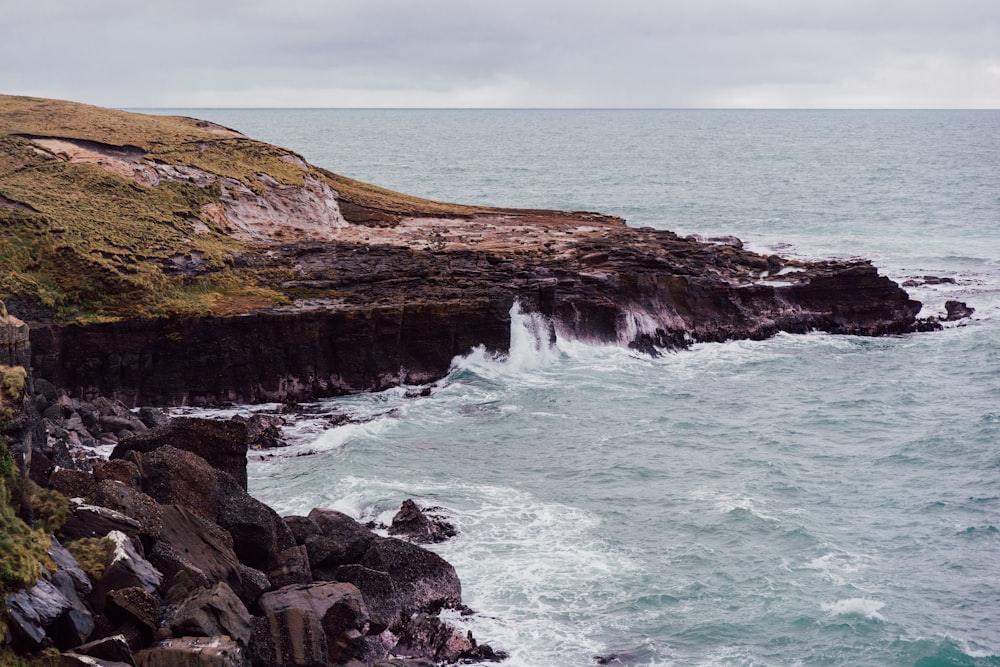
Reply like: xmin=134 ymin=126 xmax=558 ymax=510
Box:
xmin=2 ymin=1 xmax=999 ymax=109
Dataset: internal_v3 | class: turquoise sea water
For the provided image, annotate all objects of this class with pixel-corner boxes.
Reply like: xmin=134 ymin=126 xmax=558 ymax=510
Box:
xmin=162 ymin=110 xmax=1000 ymax=666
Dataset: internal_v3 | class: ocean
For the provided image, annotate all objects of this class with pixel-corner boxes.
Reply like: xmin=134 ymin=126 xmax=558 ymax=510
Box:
xmin=157 ymin=109 xmax=1000 ymax=666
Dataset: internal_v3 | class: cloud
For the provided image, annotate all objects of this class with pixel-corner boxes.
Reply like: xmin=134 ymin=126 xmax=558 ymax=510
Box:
xmin=2 ymin=0 xmax=998 ymax=107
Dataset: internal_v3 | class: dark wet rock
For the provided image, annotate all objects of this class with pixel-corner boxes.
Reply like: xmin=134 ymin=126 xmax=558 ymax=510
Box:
xmin=167 ymin=582 xmax=252 ymax=647
xmin=391 ymin=612 xmax=476 ymax=663
xmin=148 ymin=505 xmax=242 ymax=602
xmin=62 ymin=501 xmax=143 ymax=541
xmin=111 ymin=417 xmax=250 ymax=491
xmin=233 ymin=413 xmax=286 ymax=449
xmin=214 ymin=470 xmax=294 ymax=572
xmin=106 ymin=586 xmax=160 ymax=650
xmin=234 ymin=565 xmax=270 ymax=611
xmin=387 ymin=499 xmax=457 ymax=544
xmin=66 ymin=634 xmax=136 ymax=665
xmin=267 ymin=545 xmax=312 ymax=589
xmin=944 ymin=300 xmax=975 ymax=321
xmin=94 ymin=458 xmax=143 ymax=489
xmin=304 ymin=509 xmax=376 ymax=577
xmin=5 ymin=577 xmax=73 ymax=650
xmin=253 ymin=582 xmax=370 ymax=667
xmin=93 ymin=531 xmax=163 ymax=611
xmin=49 ymin=467 xmax=97 ymax=498
xmin=137 ymin=406 xmax=170 ymax=429
xmin=333 ymin=565 xmax=400 ymax=633
xmin=134 ymin=635 xmax=247 ymax=667
xmin=88 ymin=480 xmax=164 ymax=542
xmin=100 ymin=414 xmax=148 ymax=435
xmin=373 ymin=659 xmax=437 ymax=667
xmin=282 ymin=514 xmax=319 ymax=546
xmin=361 ymin=537 xmax=461 ymax=614
xmin=135 ymin=446 xmax=219 ymax=521
xmin=48 ymin=537 xmax=92 ymax=598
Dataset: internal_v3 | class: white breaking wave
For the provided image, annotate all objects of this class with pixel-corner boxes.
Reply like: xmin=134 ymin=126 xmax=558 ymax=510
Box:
xmin=821 ymin=598 xmax=886 ymax=621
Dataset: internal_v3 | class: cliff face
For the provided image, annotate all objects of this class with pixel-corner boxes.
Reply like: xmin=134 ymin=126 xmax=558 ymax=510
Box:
xmin=0 ymin=95 xmax=928 ymax=405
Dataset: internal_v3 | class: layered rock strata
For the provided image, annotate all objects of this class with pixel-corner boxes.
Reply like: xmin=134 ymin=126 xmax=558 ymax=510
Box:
xmin=27 ymin=223 xmax=924 ymax=406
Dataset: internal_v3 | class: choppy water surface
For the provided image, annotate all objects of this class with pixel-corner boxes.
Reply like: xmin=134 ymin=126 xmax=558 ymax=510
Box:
xmin=164 ymin=110 xmax=1000 ymax=666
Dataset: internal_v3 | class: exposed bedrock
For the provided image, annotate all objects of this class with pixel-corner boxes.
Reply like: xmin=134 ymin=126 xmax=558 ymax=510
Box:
xmin=26 ymin=226 xmax=925 ymax=406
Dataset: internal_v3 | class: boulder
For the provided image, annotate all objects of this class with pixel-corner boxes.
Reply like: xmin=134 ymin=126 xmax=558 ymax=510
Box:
xmin=48 ymin=536 xmax=93 ymax=597
xmin=267 ymin=545 xmax=311 ymax=589
xmin=48 ymin=468 xmax=97 ymax=499
xmin=944 ymin=300 xmax=975 ymax=321
xmin=137 ymin=407 xmax=170 ymax=430
xmin=213 ymin=470 xmax=294 ymax=572
xmin=62 ymin=501 xmax=143 ymax=541
xmin=135 ymin=446 xmax=219 ymax=522
xmin=304 ymin=509 xmax=375 ymax=578
xmin=168 ymin=582 xmax=252 ymax=647
xmin=5 ymin=577 xmax=72 ymax=650
xmin=94 ymin=458 xmax=143 ymax=489
xmin=62 ymin=653 xmax=135 ymax=667
xmin=333 ymin=565 xmax=400 ymax=633
xmin=233 ymin=414 xmax=286 ymax=449
xmin=387 ymin=499 xmax=457 ymax=544
xmin=148 ymin=505 xmax=242 ymax=603
xmin=391 ymin=612 xmax=475 ymax=663
xmin=112 ymin=418 xmax=250 ymax=491
xmin=134 ymin=635 xmax=247 ymax=667
xmin=65 ymin=634 xmax=136 ymax=666
xmin=88 ymin=480 xmax=164 ymax=542
xmin=93 ymin=531 xmax=163 ymax=611
xmin=361 ymin=537 xmax=461 ymax=614
xmin=106 ymin=586 xmax=160 ymax=650
xmin=282 ymin=514 xmax=319 ymax=546
xmin=234 ymin=565 xmax=270 ymax=611
xmin=253 ymin=582 xmax=370 ymax=666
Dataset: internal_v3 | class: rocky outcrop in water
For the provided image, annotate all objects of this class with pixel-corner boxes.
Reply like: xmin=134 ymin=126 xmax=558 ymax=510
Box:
xmin=27 ymin=227 xmax=929 ymax=406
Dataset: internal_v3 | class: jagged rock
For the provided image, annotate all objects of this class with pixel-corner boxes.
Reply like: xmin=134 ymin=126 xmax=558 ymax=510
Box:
xmin=944 ymin=300 xmax=974 ymax=321
xmin=149 ymin=505 xmax=242 ymax=603
xmin=62 ymin=501 xmax=143 ymax=541
xmin=5 ymin=577 xmax=73 ymax=649
xmin=49 ymin=468 xmax=97 ymax=499
xmin=387 ymin=499 xmax=457 ymax=544
xmin=167 ymin=582 xmax=252 ymax=647
xmin=137 ymin=407 xmax=170 ymax=430
xmin=61 ymin=652 xmax=135 ymax=666
xmin=112 ymin=418 xmax=250 ymax=491
xmin=360 ymin=537 xmax=461 ymax=614
xmin=134 ymin=446 xmax=219 ymax=521
xmin=213 ymin=470 xmax=294 ymax=572
xmin=100 ymin=415 xmax=148 ymax=435
xmin=282 ymin=515 xmax=319 ymax=546
xmin=233 ymin=414 xmax=286 ymax=449
xmin=333 ymin=565 xmax=401 ymax=633
xmin=253 ymin=582 xmax=370 ymax=667
xmin=94 ymin=459 xmax=143 ymax=489
xmin=267 ymin=545 xmax=311 ymax=589
xmin=106 ymin=587 xmax=160 ymax=650
xmin=304 ymin=509 xmax=376 ymax=578
xmin=93 ymin=531 xmax=163 ymax=611
xmin=234 ymin=566 xmax=270 ymax=611
xmin=391 ymin=612 xmax=475 ymax=663
xmin=48 ymin=536 xmax=92 ymax=598
xmin=66 ymin=634 xmax=136 ymax=666
xmin=88 ymin=480 xmax=164 ymax=541
xmin=92 ymin=397 xmax=129 ymax=418
xmin=134 ymin=635 xmax=247 ymax=667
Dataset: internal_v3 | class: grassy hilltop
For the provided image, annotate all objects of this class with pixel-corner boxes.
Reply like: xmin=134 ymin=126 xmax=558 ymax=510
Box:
xmin=0 ymin=95 xmax=492 ymax=321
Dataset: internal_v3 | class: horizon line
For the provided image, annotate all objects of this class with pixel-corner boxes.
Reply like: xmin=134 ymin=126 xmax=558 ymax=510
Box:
xmin=129 ymin=106 xmax=1000 ymax=112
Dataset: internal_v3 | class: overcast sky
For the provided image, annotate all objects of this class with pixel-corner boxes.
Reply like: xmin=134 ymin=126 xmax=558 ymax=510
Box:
xmin=3 ymin=1 xmax=998 ymax=108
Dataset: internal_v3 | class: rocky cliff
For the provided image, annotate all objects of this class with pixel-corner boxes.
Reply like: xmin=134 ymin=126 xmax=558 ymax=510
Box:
xmin=1 ymin=95 xmax=930 ymax=405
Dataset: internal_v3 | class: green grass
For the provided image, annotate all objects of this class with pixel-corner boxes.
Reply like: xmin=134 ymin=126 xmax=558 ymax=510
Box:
xmin=0 ymin=93 xmax=513 ymax=321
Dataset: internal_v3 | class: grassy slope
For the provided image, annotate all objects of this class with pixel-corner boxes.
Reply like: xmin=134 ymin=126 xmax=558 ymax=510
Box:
xmin=0 ymin=95 xmax=491 ymax=321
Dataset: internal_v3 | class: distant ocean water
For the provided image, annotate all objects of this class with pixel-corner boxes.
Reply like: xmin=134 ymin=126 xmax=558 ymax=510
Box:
xmin=157 ymin=109 xmax=1000 ymax=667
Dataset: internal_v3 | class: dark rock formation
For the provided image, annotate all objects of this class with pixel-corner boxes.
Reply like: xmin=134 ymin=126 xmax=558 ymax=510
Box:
xmin=26 ymin=223 xmax=928 ymax=407
xmin=388 ymin=499 xmax=458 ymax=544
xmin=944 ymin=300 xmax=975 ymax=321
